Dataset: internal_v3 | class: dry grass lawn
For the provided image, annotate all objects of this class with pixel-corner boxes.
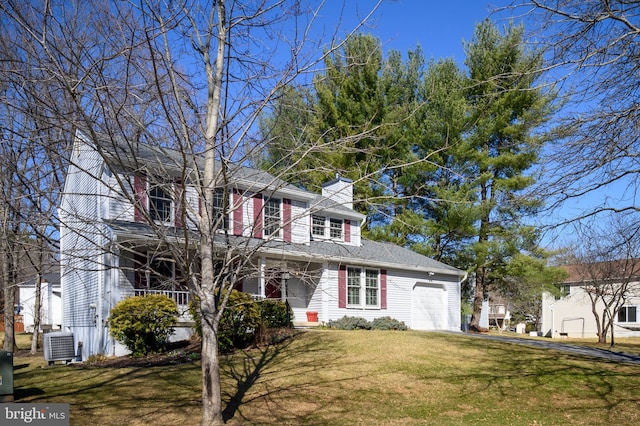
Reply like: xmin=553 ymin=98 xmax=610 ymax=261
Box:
xmin=7 ymin=330 xmax=640 ymax=425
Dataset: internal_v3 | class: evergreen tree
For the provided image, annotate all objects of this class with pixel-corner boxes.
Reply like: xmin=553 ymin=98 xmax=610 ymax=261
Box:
xmin=463 ymin=21 xmax=557 ymax=331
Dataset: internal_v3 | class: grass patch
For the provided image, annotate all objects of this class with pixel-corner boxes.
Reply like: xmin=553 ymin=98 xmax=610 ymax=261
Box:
xmin=8 ymin=331 xmax=640 ymax=425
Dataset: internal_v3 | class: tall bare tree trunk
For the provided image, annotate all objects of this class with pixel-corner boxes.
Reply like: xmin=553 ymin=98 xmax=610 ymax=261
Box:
xmin=199 ymin=1 xmax=227 ymax=424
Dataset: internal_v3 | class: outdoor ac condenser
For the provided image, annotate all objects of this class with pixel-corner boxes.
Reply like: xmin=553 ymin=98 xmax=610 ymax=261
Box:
xmin=43 ymin=332 xmax=75 ymax=365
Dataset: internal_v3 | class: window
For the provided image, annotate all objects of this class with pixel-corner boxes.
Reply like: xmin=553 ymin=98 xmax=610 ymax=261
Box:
xmin=213 ymin=189 xmax=228 ymax=229
xmin=149 ymin=183 xmax=173 ymax=223
xmin=264 ymin=197 xmax=281 ymax=237
xmin=347 ymin=267 xmax=379 ymax=308
xmin=329 ymin=218 xmax=343 ymax=239
xmin=555 ymin=284 xmax=571 ymax=300
xmin=365 ymin=269 xmax=379 ymax=306
xmin=347 ymin=267 xmax=361 ymax=305
xmin=312 ymin=215 xmax=325 ymax=238
xmin=618 ymin=306 xmax=637 ymax=323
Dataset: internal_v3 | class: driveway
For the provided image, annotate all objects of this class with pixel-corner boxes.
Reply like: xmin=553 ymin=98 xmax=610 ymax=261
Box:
xmin=463 ymin=333 xmax=640 ymax=365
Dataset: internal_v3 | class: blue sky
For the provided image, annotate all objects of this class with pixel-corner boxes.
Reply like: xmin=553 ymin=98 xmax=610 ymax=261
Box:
xmin=322 ymin=0 xmax=512 ymax=66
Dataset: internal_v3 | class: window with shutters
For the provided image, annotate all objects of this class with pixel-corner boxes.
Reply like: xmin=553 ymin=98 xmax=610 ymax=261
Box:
xmin=347 ymin=267 xmax=380 ymax=308
xmin=149 ymin=182 xmax=173 ymax=224
xmin=213 ymin=188 xmax=228 ymax=230
xmin=264 ymin=197 xmax=281 ymax=237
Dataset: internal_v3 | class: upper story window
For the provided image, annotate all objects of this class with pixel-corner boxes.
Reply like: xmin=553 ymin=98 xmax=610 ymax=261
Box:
xmin=264 ymin=197 xmax=281 ymax=237
xmin=555 ymin=284 xmax=571 ymax=300
xmin=618 ymin=306 xmax=637 ymax=323
xmin=312 ymin=215 xmax=344 ymax=241
xmin=213 ymin=189 xmax=228 ymax=230
xmin=149 ymin=183 xmax=173 ymax=223
xmin=347 ymin=267 xmax=379 ymax=308
xmin=312 ymin=215 xmax=325 ymax=238
xmin=329 ymin=218 xmax=343 ymax=239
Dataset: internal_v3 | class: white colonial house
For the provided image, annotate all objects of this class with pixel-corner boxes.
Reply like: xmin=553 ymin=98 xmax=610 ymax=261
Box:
xmin=59 ymin=131 xmax=466 ymax=359
xmin=541 ymin=261 xmax=640 ymax=339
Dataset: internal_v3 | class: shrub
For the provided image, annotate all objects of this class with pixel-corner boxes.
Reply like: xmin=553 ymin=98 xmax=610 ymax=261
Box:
xmin=218 ymin=290 xmax=261 ymax=353
xmin=371 ymin=316 xmax=407 ymax=331
xmin=109 ymin=294 xmax=179 ymax=356
xmin=190 ymin=290 xmax=262 ymax=353
xmin=327 ymin=316 xmax=371 ymax=330
xmin=259 ymin=299 xmax=293 ymax=329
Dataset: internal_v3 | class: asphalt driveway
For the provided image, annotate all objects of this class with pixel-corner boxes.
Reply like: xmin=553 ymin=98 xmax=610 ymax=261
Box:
xmin=464 ymin=332 xmax=640 ymax=365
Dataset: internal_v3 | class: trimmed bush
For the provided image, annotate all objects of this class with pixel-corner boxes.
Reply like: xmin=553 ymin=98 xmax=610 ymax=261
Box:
xmin=327 ymin=316 xmax=372 ymax=330
xmin=189 ymin=290 xmax=262 ymax=353
xmin=371 ymin=316 xmax=407 ymax=331
xmin=109 ymin=294 xmax=179 ymax=356
xmin=218 ymin=290 xmax=261 ymax=353
xmin=259 ymin=299 xmax=293 ymax=329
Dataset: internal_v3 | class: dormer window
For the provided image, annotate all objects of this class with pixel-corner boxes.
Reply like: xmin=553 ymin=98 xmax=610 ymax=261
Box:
xmin=312 ymin=215 xmax=325 ymax=238
xmin=329 ymin=218 xmax=343 ymax=239
xmin=149 ymin=182 xmax=173 ymax=223
xmin=312 ymin=215 xmax=344 ymax=241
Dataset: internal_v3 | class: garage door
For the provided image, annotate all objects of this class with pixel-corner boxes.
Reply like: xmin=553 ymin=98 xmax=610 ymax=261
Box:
xmin=412 ymin=283 xmax=446 ymax=330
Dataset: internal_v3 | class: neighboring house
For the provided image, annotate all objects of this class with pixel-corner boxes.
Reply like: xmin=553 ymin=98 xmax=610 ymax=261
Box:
xmin=541 ymin=261 xmax=640 ymax=339
xmin=18 ymin=272 xmax=63 ymax=333
xmin=60 ymin=132 xmax=466 ymax=359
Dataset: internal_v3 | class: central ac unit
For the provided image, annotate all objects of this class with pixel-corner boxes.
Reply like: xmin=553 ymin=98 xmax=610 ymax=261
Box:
xmin=43 ymin=332 xmax=75 ymax=366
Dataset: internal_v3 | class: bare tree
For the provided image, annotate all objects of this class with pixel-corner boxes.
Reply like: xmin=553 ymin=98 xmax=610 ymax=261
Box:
xmin=1 ymin=1 xmax=383 ymax=423
xmin=562 ymin=214 xmax=640 ymax=346
xmin=512 ymin=1 xmax=640 ymax=225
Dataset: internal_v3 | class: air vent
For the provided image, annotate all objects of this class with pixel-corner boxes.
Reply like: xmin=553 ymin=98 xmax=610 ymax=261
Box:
xmin=43 ymin=332 xmax=75 ymax=365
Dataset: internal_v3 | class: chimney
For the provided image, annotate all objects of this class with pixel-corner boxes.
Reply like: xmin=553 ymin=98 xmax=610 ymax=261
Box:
xmin=321 ymin=175 xmax=353 ymax=210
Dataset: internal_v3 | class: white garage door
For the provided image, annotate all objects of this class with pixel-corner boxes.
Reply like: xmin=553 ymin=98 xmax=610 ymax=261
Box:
xmin=412 ymin=283 xmax=446 ymax=330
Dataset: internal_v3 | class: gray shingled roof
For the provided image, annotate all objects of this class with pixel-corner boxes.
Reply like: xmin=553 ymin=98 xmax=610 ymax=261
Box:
xmin=107 ymin=220 xmax=463 ymax=276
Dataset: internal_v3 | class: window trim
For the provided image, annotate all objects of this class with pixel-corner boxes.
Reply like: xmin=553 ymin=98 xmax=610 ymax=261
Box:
xmin=148 ymin=181 xmax=174 ymax=225
xmin=213 ymin=188 xmax=229 ymax=230
xmin=312 ymin=215 xmax=326 ymax=238
xmin=311 ymin=215 xmax=344 ymax=241
xmin=346 ymin=266 xmax=380 ymax=309
xmin=263 ymin=197 xmax=282 ymax=238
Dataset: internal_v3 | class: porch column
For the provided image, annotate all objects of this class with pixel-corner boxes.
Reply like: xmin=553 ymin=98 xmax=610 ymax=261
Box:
xmin=259 ymin=257 xmax=266 ymax=298
xmin=321 ymin=261 xmax=329 ymax=323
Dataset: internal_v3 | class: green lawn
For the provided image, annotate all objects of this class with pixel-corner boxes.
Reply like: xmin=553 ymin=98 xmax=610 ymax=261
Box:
xmin=7 ymin=331 xmax=640 ymax=425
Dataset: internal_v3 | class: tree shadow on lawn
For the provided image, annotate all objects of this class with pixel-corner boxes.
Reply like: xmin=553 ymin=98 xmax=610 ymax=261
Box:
xmin=220 ymin=330 xmax=374 ymax=424
xmin=451 ymin=336 xmax=640 ymax=419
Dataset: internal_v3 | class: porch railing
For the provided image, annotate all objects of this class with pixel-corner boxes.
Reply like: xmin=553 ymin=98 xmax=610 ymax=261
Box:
xmin=134 ymin=289 xmax=190 ymax=306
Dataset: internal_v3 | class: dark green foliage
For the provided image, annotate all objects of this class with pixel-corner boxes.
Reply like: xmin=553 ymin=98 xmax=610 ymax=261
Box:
xmin=109 ymin=295 xmax=179 ymax=357
xmin=371 ymin=316 xmax=408 ymax=331
xmin=216 ymin=291 xmax=261 ymax=353
xmin=258 ymin=299 xmax=293 ymax=329
xmin=190 ymin=292 xmax=292 ymax=353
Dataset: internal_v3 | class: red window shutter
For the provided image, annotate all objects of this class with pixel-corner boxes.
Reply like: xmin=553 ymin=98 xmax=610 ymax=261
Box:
xmin=233 ymin=189 xmax=243 ymax=236
xmin=283 ymin=198 xmax=292 ymax=242
xmin=133 ymin=175 xmax=147 ymax=222
xmin=233 ymin=279 xmax=243 ymax=292
xmin=174 ymin=181 xmax=183 ymax=228
xmin=344 ymin=219 xmax=351 ymax=242
xmin=380 ymin=269 xmax=387 ymax=310
xmin=253 ymin=193 xmax=263 ymax=238
xmin=338 ymin=264 xmax=347 ymax=308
